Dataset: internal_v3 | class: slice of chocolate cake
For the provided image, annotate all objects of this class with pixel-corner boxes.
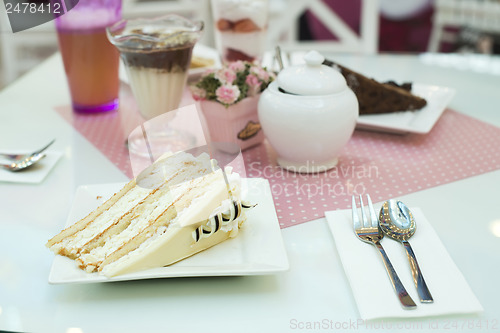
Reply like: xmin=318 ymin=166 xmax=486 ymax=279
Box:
xmin=323 ymin=59 xmax=427 ymax=115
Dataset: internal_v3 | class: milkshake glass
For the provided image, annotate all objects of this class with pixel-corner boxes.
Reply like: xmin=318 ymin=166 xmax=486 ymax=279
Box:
xmin=107 ymin=15 xmax=203 ymax=157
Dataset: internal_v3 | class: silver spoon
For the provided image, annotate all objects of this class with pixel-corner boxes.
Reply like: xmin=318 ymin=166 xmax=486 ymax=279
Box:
xmin=275 ymin=45 xmax=284 ymax=71
xmin=0 ymin=139 xmax=55 ymax=161
xmin=0 ymin=153 xmax=46 ymax=172
xmin=274 ymin=46 xmax=301 ymax=95
xmin=379 ymin=200 xmax=434 ymax=303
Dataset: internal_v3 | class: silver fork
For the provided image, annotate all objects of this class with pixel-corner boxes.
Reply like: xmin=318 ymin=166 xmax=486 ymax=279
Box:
xmin=0 ymin=153 xmax=46 ymax=172
xmin=0 ymin=139 xmax=55 ymax=161
xmin=352 ymin=195 xmax=417 ymax=309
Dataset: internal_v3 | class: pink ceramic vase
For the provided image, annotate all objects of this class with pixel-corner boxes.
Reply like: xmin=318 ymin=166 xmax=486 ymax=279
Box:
xmin=200 ymin=95 xmax=264 ymax=151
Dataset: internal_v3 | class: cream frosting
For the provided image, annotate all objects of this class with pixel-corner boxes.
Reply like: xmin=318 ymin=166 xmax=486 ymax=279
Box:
xmin=125 ymin=66 xmax=187 ymax=119
xmin=101 ymin=171 xmax=245 ymax=277
xmin=48 ymin=151 xmax=250 ymax=277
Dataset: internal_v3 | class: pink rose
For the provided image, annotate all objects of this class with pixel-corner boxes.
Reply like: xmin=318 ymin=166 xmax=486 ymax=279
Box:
xmin=250 ymin=66 xmax=269 ymax=81
xmin=190 ymin=86 xmax=207 ymax=101
xmin=245 ymin=74 xmax=262 ymax=96
xmin=245 ymin=74 xmax=260 ymax=87
xmin=201 ymin=68 xmax=215 ymax=78
xmin=216 ymin=85 xmax=241 ymax=105
xmin=215 ymin=68 xmax=237 ymax=85
xmin=228 ymin=60 xmax=246 ymax=72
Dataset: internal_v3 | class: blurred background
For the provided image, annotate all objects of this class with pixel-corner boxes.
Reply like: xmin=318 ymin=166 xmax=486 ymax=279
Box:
xmin=1 ymin=0 xmax=500 ymax=89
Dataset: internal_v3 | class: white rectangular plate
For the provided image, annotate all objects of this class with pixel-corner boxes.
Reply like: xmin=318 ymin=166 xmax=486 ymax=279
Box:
xmin=356 ymin=84 xmax=456 ymax=134
xmin=48 ymin=178 xmax=289 ymax=284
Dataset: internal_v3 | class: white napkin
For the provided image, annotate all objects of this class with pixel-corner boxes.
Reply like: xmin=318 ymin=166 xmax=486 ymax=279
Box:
xmin=0 ymin=151 xmax=62 ymax=183
xmin=325 ymin=207 xmax=483 ymax=320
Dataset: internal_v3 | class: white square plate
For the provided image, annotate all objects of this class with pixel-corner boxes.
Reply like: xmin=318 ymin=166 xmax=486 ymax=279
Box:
xmin=48 ymin=178 xmax=289 ymax=284
xmin=356 ymin=84 xmax=456 ymax=134
xmin=0 ymin=151 xmax=62 ymax=183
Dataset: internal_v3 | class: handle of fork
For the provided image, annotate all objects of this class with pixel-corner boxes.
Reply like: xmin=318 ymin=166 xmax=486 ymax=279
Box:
xmin=402 ymin=240 xmax=434 ymax=303
xmin=374 ymin=241 xmax=417 ymax=309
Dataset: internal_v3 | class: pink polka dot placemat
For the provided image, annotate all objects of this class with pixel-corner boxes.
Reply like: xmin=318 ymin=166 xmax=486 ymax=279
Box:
xmin=55 ymin=84 xmax=144 ymax=177
xmin=55 ymin=90 xmax=500 ymax=229
xmin=243 ymin=110 xmax=500 ymax=227
xmin=55 ymin=84 xmax=206 ymax=178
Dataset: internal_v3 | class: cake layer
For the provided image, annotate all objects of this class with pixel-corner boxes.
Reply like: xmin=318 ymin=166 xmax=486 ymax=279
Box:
xmin=47 ymin=152 xmax=247 ymax=277
xmin=77 ymin=171 xmax=223 ymax=272
xmin=47 ymin=152 xmax=211 ymax=257
xmin=101 ymin=215 xmax=240 ymax=277
xmin=101 ymin=175 xmax=245 ymax=277
xmin=46 ymin=180 xmax=137 ymax=254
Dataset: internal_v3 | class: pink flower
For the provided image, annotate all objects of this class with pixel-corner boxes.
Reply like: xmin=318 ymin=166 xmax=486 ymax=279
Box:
xmin=245 ymin=74 xmax=262 ymax=96
xmin=215 ymin=68 xmax=237 ymax=85
xmin=228 ymin=60 xmax=246 ymax=72
xmin=190 ymin=86 xmax=206 ymax=101
xmin=250 ymin=66 xmax=269 ymax=81
xmin=245 ymin=74 xmax=260 ymax=86
xmin=216 ymin=85 xmax=241 ymax=105
xmin=193 ymin=60 xmax=273 ymax=106
xmin=201 ymin=68 xmax=215 ymax=78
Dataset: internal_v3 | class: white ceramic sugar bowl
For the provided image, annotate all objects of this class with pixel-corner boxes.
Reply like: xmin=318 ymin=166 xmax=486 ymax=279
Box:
xmin=258 ymin=50 xmax=358 ymax=173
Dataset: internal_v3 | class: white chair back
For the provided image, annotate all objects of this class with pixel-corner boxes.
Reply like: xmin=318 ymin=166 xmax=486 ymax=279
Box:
xmin=267 ymin=0 xmax=380 ymax=54
xmin=428 ymin=0 xmax=500 ymax=52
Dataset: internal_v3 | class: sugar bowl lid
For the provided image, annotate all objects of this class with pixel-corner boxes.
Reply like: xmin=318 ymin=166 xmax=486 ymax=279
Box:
xmin=277 ymin=50 xmax=347 ymax=96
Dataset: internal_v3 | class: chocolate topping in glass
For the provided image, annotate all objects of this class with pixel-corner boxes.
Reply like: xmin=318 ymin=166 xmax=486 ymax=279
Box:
xmin=107 ymin=15 xmax=204 ymax=158
xmin=108 ymin=15 xmax=203 ymax=73
xmin=107 ymin=15 xmax=204 ymax=119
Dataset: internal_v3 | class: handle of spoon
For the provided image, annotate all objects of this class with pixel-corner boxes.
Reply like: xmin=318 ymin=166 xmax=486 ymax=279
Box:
xmin=374 ymin=241 xmax=417 ymax=309
xmin=275 ymin=46 xmax=284 ymax=71
xmin=402 ymin=240 xmax=434 ymax=303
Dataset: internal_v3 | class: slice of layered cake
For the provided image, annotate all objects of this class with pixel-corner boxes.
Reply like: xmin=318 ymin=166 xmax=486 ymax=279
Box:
xmin=323 ymin=59 xmax=427 ymax=115
xmin=46 ymin=152 xmax=249 ymax=277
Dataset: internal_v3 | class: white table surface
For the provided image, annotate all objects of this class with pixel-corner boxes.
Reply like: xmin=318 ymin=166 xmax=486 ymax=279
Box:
xmin=1 ymin=52 xmax=500 ymax=333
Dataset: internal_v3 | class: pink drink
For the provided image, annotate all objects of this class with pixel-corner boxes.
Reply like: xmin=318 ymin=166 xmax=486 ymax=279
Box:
xmin=56 ymin=4 xmax=122 ymax=113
